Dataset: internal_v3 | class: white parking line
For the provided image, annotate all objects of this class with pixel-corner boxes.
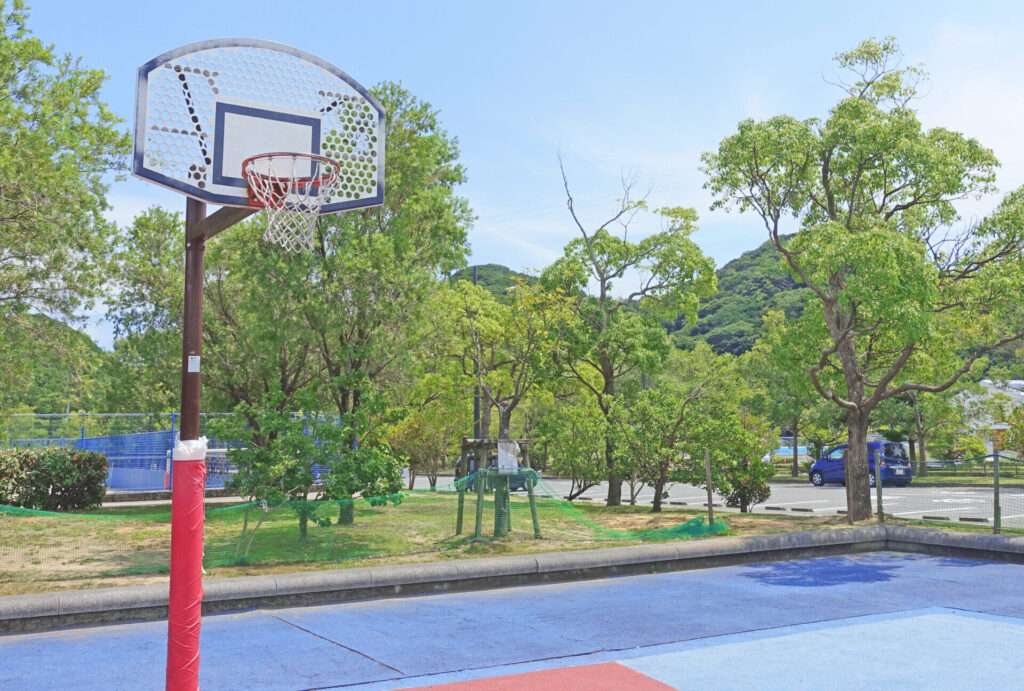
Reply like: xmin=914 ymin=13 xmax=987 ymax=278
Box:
xmin=763 ymin=500 xmax=832 ymax=506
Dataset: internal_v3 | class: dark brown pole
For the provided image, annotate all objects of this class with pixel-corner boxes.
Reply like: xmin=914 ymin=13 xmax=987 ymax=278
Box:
xmin=180 ymin=198 xmax=207 ymax=441
xmin=167 ymin=198 xmax=207 ymax=691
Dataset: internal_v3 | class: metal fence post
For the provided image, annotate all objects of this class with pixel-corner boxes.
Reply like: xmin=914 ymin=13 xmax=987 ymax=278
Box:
xmin=994 ymin=450 xmax=1001 ymax=535
xmin=705 ymin=450 xmax=714 ymax=527
xmin=875 ymin=457 xmax=884 ymax=524
xmin=168 ymin=412 xmax=177 ymax=490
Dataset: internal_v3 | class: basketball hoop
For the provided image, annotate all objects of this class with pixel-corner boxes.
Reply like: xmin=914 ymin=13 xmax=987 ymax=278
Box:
xmin=242 ymin=152 xmax=342 ymax=252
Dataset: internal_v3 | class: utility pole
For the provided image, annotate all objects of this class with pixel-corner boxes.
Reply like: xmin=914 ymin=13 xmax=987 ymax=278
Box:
xmin=472 ymin=265 xmax=481 ymax=439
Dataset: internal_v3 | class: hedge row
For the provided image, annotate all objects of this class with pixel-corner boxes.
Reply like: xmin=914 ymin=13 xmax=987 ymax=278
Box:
xmin=0 ymin=448 xmax=107 ymax=510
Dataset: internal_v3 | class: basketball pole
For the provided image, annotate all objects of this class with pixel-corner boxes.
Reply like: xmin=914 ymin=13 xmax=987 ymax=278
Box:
xmin=167 ymin=197 xmax=208 ymax=691
xmin=133 ymin=39 xmax=383 ymax=691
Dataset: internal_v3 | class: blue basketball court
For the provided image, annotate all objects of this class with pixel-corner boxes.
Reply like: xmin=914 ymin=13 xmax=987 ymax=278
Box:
xmin=2 ymin=551 xmax=1023 ymax=689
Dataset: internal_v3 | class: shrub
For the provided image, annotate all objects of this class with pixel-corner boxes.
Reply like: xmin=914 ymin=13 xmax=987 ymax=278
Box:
xmin=723 ymin=456 xmax=775 ymax=513
xmin=0 ymin=448 xmax=107 ymax=510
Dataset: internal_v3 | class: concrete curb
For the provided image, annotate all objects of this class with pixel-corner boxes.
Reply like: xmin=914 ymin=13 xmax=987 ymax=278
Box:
xmin=104 ymin=487 xmax=236 ymax=503
xmin=0 ymin=525 xmax=1018 ymax=634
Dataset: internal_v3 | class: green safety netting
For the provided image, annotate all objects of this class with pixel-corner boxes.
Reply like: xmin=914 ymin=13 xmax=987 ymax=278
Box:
xmin=0 ymin=471 xmax=726 ymax=592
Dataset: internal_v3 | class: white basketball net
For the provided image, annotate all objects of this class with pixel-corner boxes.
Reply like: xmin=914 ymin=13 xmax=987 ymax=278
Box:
xmin=243 ymin=153 xmax=342 ymax=252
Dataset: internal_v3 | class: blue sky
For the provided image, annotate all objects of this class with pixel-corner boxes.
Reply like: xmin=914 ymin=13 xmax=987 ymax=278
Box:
xmin=23 ymin=1 xmax=1024 ymax=347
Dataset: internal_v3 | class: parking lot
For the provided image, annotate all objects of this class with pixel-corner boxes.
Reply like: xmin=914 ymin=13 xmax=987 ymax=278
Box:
xmin=410 ymin=476 xmax=1024 ymax=528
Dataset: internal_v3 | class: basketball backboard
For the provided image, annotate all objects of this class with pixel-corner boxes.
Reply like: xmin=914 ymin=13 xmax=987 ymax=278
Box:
xmin=133 ymin=39 xmax=385 ymax=214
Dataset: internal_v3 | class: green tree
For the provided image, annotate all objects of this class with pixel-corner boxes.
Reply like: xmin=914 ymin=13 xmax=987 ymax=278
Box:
xmin=213 ymin=386 xmax=401 ymax=535
xmin=106 ymin=209 xmax=301 ymax=415
xmin=610 ymin=345 xmax=775 ymax=513
xmin=535 ymin=394 xmax=607 ymax=500
xmin=104 ymin=208 xmax=197 ymax=413
xmin=303 ymin=83 xmax=471 ymax=425
xmin=609 ymin=345 xmax=721 ymax=512
xmin=0 ymin=1 xmax=130 ymax=414
xmin=544 ymin=169 xmax=716 ymax=506
xmin=387 ymin=364 xmax=470 ymax=489
xmin=720 ymin=411 xmax=777 ymax=513
xmin=1001 ymin=406 xmax=1024 ymax=458
xmin=437 ymin=279 xmax=568 ymax=440
xmin=0 ymin=314 xmax=104 ymax=414
xmin=745 ymin=310 xmax=819 ymax=476
xmin=702 ymin=37 xmax=1024 ymax=521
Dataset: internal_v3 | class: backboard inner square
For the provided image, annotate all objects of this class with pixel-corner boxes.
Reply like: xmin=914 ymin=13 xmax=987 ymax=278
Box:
xmin=214 ymin=104 xmax=321 ymax=188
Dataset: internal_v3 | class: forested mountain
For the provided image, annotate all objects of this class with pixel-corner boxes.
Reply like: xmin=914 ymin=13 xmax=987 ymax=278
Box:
xmin=455 ymin=247 xmax=808 ymax=357
xmin=669 ymin=238 xmax=808 ymax=355
xmin=451 ymin=264 xmax=534 ymax=300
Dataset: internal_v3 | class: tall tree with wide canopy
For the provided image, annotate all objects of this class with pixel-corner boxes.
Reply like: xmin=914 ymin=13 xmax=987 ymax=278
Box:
xmin=703 ymin=37 xmax=1024 ymax=521
xmin=0 ymin=1 xmax=129 ymax=414
xmin=435 ymin=279 xmax=569 ymax=440
xmin=303 ymin=82 xmax=472 ymax=423
xmin=544 ymin=169 xmax=716 ymax=506
xmin=745 ymin=310 xmax=820 ymax=476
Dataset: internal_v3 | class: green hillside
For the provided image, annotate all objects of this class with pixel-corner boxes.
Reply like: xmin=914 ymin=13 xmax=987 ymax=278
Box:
xmin=451 ymin=264 xmax=534 ymax=300
xmin=669 ymin=238 xmax=809 ymax=355
xmin=466 ymin=240 xmax=808 ymax=356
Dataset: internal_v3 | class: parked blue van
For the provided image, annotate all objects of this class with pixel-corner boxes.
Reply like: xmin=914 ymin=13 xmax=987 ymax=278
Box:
xmin=809 ymin=442 xmax=912 ymax=487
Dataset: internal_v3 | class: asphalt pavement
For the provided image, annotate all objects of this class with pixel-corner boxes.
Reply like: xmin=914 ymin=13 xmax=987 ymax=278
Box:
xmin=3 ymin=550 xmax=1023 ymax=689
xmin=408 ymin=475 xmax=1024 ymax=527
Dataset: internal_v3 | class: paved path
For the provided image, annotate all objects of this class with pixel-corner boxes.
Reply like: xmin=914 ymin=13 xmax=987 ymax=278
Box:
xmin=3 ymin=551 xmax=1023 ymax=689
xmin=106 ymin=477 xmax=1024 ymax=528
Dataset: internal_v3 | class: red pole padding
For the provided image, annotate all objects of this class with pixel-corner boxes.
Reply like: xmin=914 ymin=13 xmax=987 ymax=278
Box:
xmin=166 ymin=440 xmax=207 ymax=690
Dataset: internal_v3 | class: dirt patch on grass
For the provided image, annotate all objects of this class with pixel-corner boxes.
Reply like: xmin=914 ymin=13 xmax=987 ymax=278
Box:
xmin=589 ymin=506 xmax=850 ymax=537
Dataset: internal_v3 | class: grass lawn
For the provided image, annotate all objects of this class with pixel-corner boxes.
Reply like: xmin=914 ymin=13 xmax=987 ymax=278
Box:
xmin=2 ymin=491 xmax=1020 ymax=597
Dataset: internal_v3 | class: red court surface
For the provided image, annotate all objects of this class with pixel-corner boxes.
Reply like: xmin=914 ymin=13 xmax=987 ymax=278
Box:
xmin=413 ymin=662 xmax=674 ymax=690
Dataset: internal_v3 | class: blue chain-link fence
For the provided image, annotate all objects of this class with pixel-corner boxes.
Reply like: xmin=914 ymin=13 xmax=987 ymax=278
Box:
xmin=2 ymin=414 xmax=238 ymax=492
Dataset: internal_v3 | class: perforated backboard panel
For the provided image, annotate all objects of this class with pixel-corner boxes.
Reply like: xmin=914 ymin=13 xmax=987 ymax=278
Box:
xmin=133 ymin=39 xmax=384 ymax=213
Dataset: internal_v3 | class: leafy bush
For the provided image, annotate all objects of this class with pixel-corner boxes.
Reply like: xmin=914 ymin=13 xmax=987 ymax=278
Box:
xmin=210 ymin=387 xmax=402 ymax=536
xmin=930 ymin=433 xmax=988 ymax=462
xmin=723 ymin=455 xmax=775 ymax=513
xmin=0 ymin=448 xmax=107 ymax=510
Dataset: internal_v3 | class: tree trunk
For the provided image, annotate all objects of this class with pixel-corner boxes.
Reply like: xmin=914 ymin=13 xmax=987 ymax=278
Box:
xmin=908 ymin=440 xmax=917 ymax=475
xmin=605 ymin=436 xmax=622 ymax=507
xmin=791 ymin=419 xmax=800 ymax=477
xmin=337 ymin=500 xmax=354 ymax=525
xmin=844 ymin=412 xmax=872 ymax=522
xmin=498 ymin=406 xmax=512 ymax=440
xmin=601 ymin=356 xmax=621 ymax=507
xmin=652 ymin=462 xmax=668 ymax=513
xmin=479 ymin=399 xmax=492 ymax=439
xmin=914 ymin=402 xmax=929 ymax=478
xmin=407 ymin=469 xmax=416 ymax=491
